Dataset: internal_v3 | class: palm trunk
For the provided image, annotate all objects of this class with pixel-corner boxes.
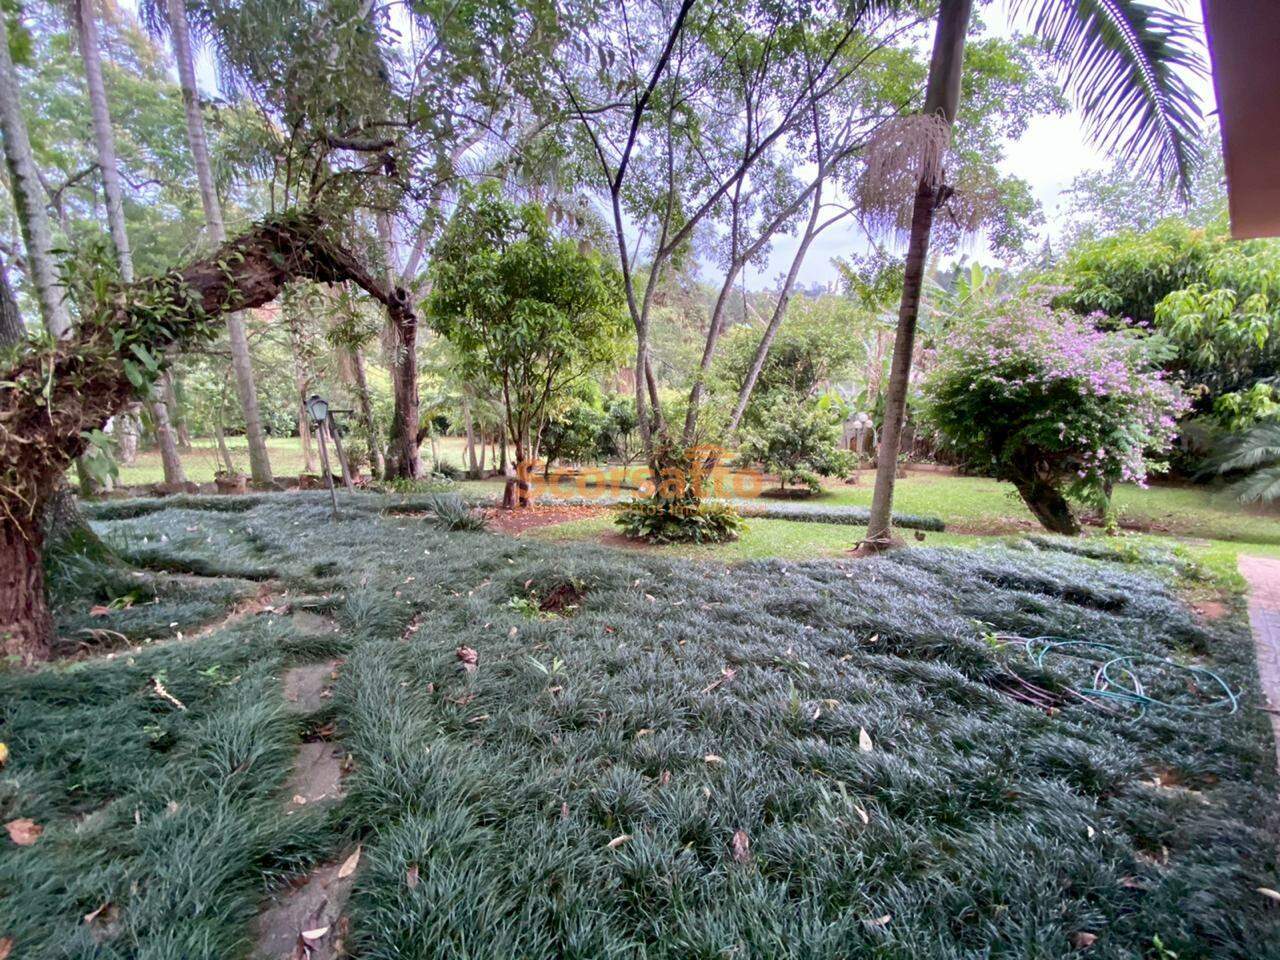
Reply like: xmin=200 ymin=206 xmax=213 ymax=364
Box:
xmin=167 ymin=0 xmax=272 ymax=485
xmin=864 ymin=0 xmax=972 ymax=549
xmin=0 ymin=14 xmax=70 ymax=335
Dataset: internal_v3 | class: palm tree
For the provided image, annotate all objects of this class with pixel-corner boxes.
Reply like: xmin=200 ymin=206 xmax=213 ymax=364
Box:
xmin=0 ymin=13 xmax=71 ymax=336
xmin=862 ymin=0 xmax=1204 ymax=548
xmin=72 ymin=0 xmax=188 ymax=486
xmin=161 ymin=0 xmax=274 ymax=484
xmin=1211 ymin=422 xmax=1280 ymax=504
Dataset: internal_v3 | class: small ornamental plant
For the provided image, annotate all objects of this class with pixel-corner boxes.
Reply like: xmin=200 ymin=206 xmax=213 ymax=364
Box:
xmin=924 ymin=301 xmax=1188 ymax=534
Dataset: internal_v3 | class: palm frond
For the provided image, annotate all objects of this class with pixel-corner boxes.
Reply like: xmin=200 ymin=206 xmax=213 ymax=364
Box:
xmin=1014 ymin=0 xmax=1206 ymax=194
xmin=1229 ymin=464 xmax=1280 ymax=504
xmin=1212 ymin=422 xmax=1280 ymax=473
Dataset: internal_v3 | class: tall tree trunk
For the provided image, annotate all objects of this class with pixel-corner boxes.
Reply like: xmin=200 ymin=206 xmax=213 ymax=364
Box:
xmin=0 ymin=14 xmax=70 ymax=336
xmin=378 ymin=213 xmax=420 ymax=479
xmin=286 ymin=314 xmax=316 ymax=472
xmin=726 ymin=188 xmax=825 ymax=436
xmin=0 ymin=258 xmax=23 ymax=344
xmin=167 ymin=0 xmax=272 ymax=485
xmin=461 ymin=390 xmax=480 ymax=479
xmin=77 ymin=0 xmax=186 ymax=486
xmin=74 ymin=0 xmax=132 ymax=282
xmin=350 ymin=346 xmax=385 ymax=475
xmin=864 ymin=0 xmax=972 ymax=549
xmin=384 ymin=308 xmax=421 ymax=479
xmin=166 ymin=374 xmax=193 ymax=450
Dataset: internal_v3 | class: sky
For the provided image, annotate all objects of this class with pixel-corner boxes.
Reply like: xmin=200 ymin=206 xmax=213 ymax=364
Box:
xmin=750 ymin=0 xmax=1219 ymax=292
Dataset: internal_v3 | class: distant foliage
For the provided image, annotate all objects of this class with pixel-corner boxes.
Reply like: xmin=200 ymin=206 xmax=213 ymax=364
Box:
xmin=1055 ymin=219 xmax=1280 ymax=427
xmin=925 ymin=302 xmax=1187 ymax=524
xmin=737 ymin=393 xmax=854 ymax=494
xmin=615 ymin=496 xmax=745 ymax=544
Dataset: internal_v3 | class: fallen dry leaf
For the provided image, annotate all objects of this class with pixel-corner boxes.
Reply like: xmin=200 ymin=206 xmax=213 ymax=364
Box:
xmin=1258 ymin=887 xmax=1280 ymax=903
xmin=406 ymin=864 xmax=420 ymax=889
xmin=606 ymin=834 xmax=632 ymax=849
xmin=82 ymin=902 xmax=110 ymax=925
xmin=703 ymin=754 xmax=724 ymax=765
xmin=301 ymin=926 xmax=330 ymax=941
xmin=854 ymin=804 xmax=870 ymax=825
xmin=865 ymin=915 xmax=891 ymax=926
xmin=858 ymin=727 xmax=874 ymax=752
xmin=4 ymin=818 xmax=42 ymax=846
xmin=1070 ymin=931 xmax=1098 ymax=949
xmin=0 ymin=743 xmax=8 ymax=768
xmin=0 ymin=936 xmax=12 ymax=959
xmin=291 ymin=794 xmax=308 ymax=806
xmin=731 ymin=829 xmax=750 ymax=864
xmin=456 ymin=646 xmax=479 ymax=673
xmin=90 ymin=605 xmax=111 ymax=617
xmin=338 ymin=845 xmax=361 ymax=878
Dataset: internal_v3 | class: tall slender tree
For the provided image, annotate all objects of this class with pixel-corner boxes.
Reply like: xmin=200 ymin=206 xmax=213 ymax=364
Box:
xmin=0 ymin=11 xmax=71 ymax=336
xmin=72 ymin=0 xmax=187 ymax=486
xmin=862 ymin=0 xmax=1205 ymax=548
xmin=164 ymin=0 xmax=273 ymax=484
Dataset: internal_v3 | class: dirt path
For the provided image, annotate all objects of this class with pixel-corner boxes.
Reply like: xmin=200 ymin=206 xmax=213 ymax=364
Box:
xmin=1236 ymin=555 xmax=1280 ymax=773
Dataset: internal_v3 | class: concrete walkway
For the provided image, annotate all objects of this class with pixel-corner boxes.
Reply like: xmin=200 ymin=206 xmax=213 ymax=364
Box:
xmin=1236 ymin=556 xmax=1280 ymax=772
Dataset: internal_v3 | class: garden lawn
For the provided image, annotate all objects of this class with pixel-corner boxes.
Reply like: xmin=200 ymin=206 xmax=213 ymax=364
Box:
xmin=1 ymin=493 xmax=1277 ymax=958
xmin=112 ymin=436 xmax=473 ymax=487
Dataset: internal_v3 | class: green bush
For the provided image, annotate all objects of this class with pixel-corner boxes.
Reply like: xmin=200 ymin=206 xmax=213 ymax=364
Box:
xmin=420 ymin=492 xmax=487 ymax=531
xmin=736 ymin=393 xmax=854 ymax=494
xmin=614 ymin=496 xmax=745 ymax=544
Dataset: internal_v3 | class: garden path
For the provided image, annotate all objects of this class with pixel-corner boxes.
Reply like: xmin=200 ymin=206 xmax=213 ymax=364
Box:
xmin=1237 ymin=555 xmax=1280 ymax=774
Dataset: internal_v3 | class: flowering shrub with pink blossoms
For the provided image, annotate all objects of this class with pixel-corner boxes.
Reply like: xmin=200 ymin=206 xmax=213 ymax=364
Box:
xmin=923 ymin=302 xmax=1189 ymax=534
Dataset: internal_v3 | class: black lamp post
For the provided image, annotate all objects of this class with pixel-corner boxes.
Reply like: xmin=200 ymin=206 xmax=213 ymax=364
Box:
xmin=306 ymin=394 xmax=339 ymax=517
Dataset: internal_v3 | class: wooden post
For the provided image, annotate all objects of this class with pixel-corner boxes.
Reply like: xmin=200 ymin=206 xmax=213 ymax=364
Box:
xmin=315 ymin=416 xmax=340 ymax=518
xmin=328 ymin=413 xmax=356 ymax=493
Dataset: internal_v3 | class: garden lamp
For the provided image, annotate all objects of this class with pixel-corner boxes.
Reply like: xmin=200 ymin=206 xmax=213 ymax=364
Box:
xmin=305 ymin=394 xmax=330 ymax=425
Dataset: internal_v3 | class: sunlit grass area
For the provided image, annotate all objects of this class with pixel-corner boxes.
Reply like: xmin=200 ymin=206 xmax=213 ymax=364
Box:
xmin=113 ymin=435 xmax=474 ymax=486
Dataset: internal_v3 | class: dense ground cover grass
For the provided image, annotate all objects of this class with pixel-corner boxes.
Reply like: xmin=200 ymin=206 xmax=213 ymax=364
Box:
xmin=2 ymin=494 xmax=1277 ymax=958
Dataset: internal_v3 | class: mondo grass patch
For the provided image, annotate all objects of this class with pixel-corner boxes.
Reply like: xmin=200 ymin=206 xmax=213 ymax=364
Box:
xmin=0 ymin=499 xmax=1276 ymax=958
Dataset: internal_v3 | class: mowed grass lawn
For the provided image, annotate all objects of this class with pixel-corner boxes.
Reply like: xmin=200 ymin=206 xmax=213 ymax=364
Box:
xmin=113 ymin=435 xmax=474 ymax=486
xmin=1 ymin=493 xmax=1276 ymax=957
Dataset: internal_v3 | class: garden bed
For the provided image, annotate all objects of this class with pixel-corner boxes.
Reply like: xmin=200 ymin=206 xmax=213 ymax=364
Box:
xmin=2 ymin=498 xmax=1277 ymax=958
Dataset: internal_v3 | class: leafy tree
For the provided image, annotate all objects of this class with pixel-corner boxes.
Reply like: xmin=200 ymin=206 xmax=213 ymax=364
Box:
xmin=600 ymin=394 xmax=640 ymax=466
xmin=426 ymin=185 xmax=626 ymax=507
xmin=542 ymin=398 xmax=606 ymax=474
xmin=737 ymin=393 xmax=854 ymax=495
xmin=715 ymin=293 xmax=866 ymax=427
xmin=923 ymin=300 xmax=1187 ymax=534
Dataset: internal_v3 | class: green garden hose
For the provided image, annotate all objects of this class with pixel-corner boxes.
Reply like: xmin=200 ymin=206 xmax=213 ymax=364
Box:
xmin=994 ymin=634 xmax=1239 ymax=718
